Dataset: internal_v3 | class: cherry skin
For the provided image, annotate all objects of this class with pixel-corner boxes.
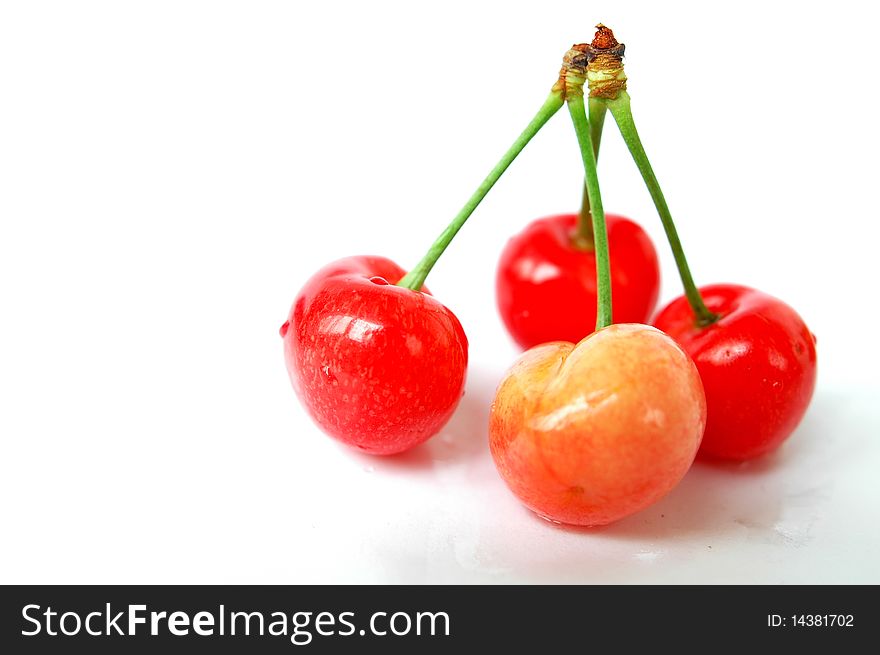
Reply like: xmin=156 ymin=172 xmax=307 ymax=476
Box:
xmin=653 ymin=284 xmax=817 ymax=461
xmin=496 ymin=213 xmax=660 ymax=349
xmin=489 ymin=323 xmax=706 ymax=526
xmin=281 ymin=256 xmax=468 ymax=455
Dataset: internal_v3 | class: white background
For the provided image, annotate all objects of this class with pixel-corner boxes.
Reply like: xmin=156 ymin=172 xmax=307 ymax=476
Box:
xmin=2 ymin=1 xmax=878 ymax=583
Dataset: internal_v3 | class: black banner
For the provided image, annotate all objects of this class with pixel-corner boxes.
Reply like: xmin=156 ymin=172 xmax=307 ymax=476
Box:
xmin=0 ymin=585 xmax=871 ymax=652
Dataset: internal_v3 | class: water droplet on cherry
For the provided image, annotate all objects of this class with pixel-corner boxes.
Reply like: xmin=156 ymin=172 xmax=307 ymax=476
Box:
xmin=279 ymin=321 xmax=290 ymax=338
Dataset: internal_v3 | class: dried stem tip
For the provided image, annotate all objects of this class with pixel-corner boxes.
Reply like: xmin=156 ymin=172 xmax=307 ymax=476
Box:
xmin=553 ymin=43 xmax=590 ymax=99
xmin=553 ymin=25 xmax=627 ymax=100
xmin=586 ymin=23 xmax=627 ymax=99
xmin=591 ymin=24 xmax=619 ymax=50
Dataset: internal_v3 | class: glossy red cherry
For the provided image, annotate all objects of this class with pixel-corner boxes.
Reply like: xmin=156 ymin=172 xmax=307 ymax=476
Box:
xmin=281 ymin=256 xmax=468 ymax=455
xmin=496 ymin=213 xmax=660 ymax=349
xmin=653 ymin=284 xmax=817 ymax=460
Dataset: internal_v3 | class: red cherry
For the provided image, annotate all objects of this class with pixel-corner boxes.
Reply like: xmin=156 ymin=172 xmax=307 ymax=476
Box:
xmin=496 ymin=213 xmax=660 ymax=349
xmin=281 ymin=256 xmax=468 ymax=455
xmin=653 ymin=284 xmax=817 ymax=460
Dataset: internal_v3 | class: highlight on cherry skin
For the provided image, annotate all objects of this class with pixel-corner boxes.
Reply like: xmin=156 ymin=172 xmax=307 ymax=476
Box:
xmin=496 ymin=213 xmax=660 ymax=349
xmin=653 ymin=284 xmax=817 ymax=461
xmin=489 ymin=323 xmax=707 ymax=527
xmin=281 ymin=255 xmax=468 ymax=455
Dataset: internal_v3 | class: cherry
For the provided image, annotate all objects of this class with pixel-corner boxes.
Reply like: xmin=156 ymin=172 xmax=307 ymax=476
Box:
xmin=584 ymin=26 xmax=819 ymax=460
xmin=489 ymin=38 xmax=706 ymax=526
xmin=281 ymin=62 xmax=569 ymax=456
xmin=653 ymin=284 xmax=817 ymax=460
xmin=496 ymin=212 xmax=660 ymax=349
xmin=281 ymin=256 xmax=467 ymax=455
xmin=496 ymin=27 xmax=659 ymax=349
xmin=281 ymin=66 xmax=575 ymax=456
xmin=490 ymin=324 xmax=706 ymax=525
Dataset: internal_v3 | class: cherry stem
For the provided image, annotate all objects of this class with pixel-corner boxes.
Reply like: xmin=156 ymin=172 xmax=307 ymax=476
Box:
xmin=568 ymin=94 xmax=612 ymax=330
xmin=576 ymin=100 xmax=607 ymax=247
xmin=600 ymin=92 xmax=718 ymax=326
xmin=397 ymin=92 xmax=565 ymax=291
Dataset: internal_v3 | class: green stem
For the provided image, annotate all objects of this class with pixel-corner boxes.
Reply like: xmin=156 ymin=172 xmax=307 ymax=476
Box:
xmin=576 ymin=99 xmax=608 ymax=245
xmin=590 ymin=98 xmax=608 ymax=158
xmin=603 ymin=91 xmax=718 ymax=326
xmin=397 ymin=92 xmax=565 ymax=291
xmin=567 ymin=94 xmax=612 ymax=330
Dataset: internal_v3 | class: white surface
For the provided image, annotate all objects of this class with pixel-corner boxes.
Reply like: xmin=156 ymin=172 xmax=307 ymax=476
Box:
xmin=1 ymin=1 xmax=878 ymax=584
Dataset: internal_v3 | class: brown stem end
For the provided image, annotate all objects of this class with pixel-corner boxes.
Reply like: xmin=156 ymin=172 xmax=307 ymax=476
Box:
xmin=553 ymin=43 xmax=590 ymax=99
xmin=591 ymin=24 xmax=619 ymax=50
xmin=586 ymin=24 xmax=627 ymax=99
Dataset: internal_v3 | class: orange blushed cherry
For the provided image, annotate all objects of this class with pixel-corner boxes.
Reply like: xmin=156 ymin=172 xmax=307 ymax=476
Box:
xmin=489 ymin=324 xmax=706 ymax=526
xmin=488 ymin=36 xmax=706 ymax=527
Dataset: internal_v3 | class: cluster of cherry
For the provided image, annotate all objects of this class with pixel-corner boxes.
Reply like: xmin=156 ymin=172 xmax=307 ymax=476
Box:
xmin=280 ymin=26 xmax=816 ymax=527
